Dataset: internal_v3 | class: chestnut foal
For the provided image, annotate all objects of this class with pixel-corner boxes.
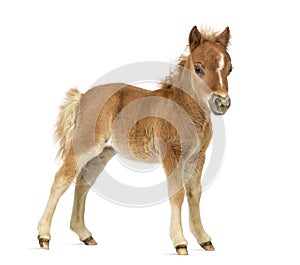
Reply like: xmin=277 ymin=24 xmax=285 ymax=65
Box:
xmin=37 ymin=26 xmax=232 ymax=255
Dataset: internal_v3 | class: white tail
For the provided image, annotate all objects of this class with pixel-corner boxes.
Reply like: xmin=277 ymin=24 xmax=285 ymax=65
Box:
xmin=55 ymin=88 xmax=82 ymax=161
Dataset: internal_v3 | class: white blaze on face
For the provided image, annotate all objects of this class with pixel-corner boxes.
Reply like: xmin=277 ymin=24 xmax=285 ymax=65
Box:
xmin=216 ymin=53 xmax=225 ymax=88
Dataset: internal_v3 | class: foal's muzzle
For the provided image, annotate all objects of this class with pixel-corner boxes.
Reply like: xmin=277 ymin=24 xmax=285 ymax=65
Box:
xmin=209 ymin=94 xmax=231 ymax=115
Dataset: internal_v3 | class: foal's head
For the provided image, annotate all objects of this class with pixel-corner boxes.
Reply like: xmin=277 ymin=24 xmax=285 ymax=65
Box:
xmin=189 ymin=26 xmax=232 ymax=115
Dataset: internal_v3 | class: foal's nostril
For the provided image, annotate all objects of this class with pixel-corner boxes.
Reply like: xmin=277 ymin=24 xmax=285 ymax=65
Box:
xmin=216 ymin=96 xmax=230 ymax=108
xmin=214 ymin=97 xmax=221 ymax=107
xmin=220 ymin=96 xmax=231 ymax=108
xmin=210 ymin=94 xmax=231 ymax=114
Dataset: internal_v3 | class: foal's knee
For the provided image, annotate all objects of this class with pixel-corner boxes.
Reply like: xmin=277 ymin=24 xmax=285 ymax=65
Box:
xmin=186 ymin=187 xmax=201 ymax=202
xmin=170 ymin=188 xmax=185 ymax=205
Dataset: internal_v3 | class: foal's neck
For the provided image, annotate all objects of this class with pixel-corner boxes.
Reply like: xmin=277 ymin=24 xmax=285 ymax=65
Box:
xmin=156 ymin=83 xmax=210 ymax=119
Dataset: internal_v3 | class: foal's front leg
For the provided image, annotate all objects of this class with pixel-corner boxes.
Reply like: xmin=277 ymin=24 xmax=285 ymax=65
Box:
xmin=185 ymin=155 xmax=215 ymax=251
xmin=163 ymin=151 xmax=188 ymax=255
xmin=169 ymin=188 xmax=188 ymax=255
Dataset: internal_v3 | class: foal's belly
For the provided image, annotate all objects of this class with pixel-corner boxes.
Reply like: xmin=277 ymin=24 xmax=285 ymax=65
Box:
xmin=106 ymin=135 xmax=162 ymax=164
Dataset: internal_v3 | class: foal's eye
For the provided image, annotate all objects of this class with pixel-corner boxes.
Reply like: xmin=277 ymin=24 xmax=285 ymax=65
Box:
xmin=195 ymin=67 xmax=204 ymax=75
xmin=228 ymin=65 xmax=233 ymax=76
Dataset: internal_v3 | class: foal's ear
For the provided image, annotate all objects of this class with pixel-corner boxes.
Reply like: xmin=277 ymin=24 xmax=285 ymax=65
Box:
xmin=216 ymin=27 xmax=231 ymax=48
xmin=189 ymin=26 xmax=202 ymax=52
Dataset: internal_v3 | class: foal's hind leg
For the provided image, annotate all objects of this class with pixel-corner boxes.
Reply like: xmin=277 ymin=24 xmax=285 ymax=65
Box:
xmin=70 ymin=148 xmax=115 ymax=245
xmin=37 ymin=152 xmax=80 ymax=249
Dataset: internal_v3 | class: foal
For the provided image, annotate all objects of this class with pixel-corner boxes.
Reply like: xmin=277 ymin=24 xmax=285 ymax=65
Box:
xmin=37 ymin=26 xmax=232 ymax=255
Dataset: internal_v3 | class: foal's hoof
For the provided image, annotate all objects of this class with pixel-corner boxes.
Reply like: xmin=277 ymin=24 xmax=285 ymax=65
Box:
xmin=200 ymin=241 xmax=215 ymax=251
xmin=82 ymin=236 xmax=97 ymax=246
xmin=176 ymin=245 xmax=188 ymax=255
xmin=38 ymin=236 xmax=50 ymax=250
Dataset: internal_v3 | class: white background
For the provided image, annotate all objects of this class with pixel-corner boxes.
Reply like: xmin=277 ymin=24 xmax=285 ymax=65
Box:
xmin=1 ymin=0 xmax=300 ymax=264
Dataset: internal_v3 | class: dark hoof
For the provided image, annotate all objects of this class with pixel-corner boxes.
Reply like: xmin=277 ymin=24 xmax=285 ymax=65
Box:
xmin=175 ymin=245 xmax=188 ymax=255
xmin=38 ymin=236 xmax=50 ymax=250
xmin=82 ymin=236 xmax=97 ymax=246
xmin=200 ymin=241 xmax=215 ymax=251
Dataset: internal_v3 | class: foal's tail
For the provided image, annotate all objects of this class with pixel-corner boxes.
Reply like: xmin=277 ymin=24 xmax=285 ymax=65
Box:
xmin=55 ymin=88 xmax=82 ymax=161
